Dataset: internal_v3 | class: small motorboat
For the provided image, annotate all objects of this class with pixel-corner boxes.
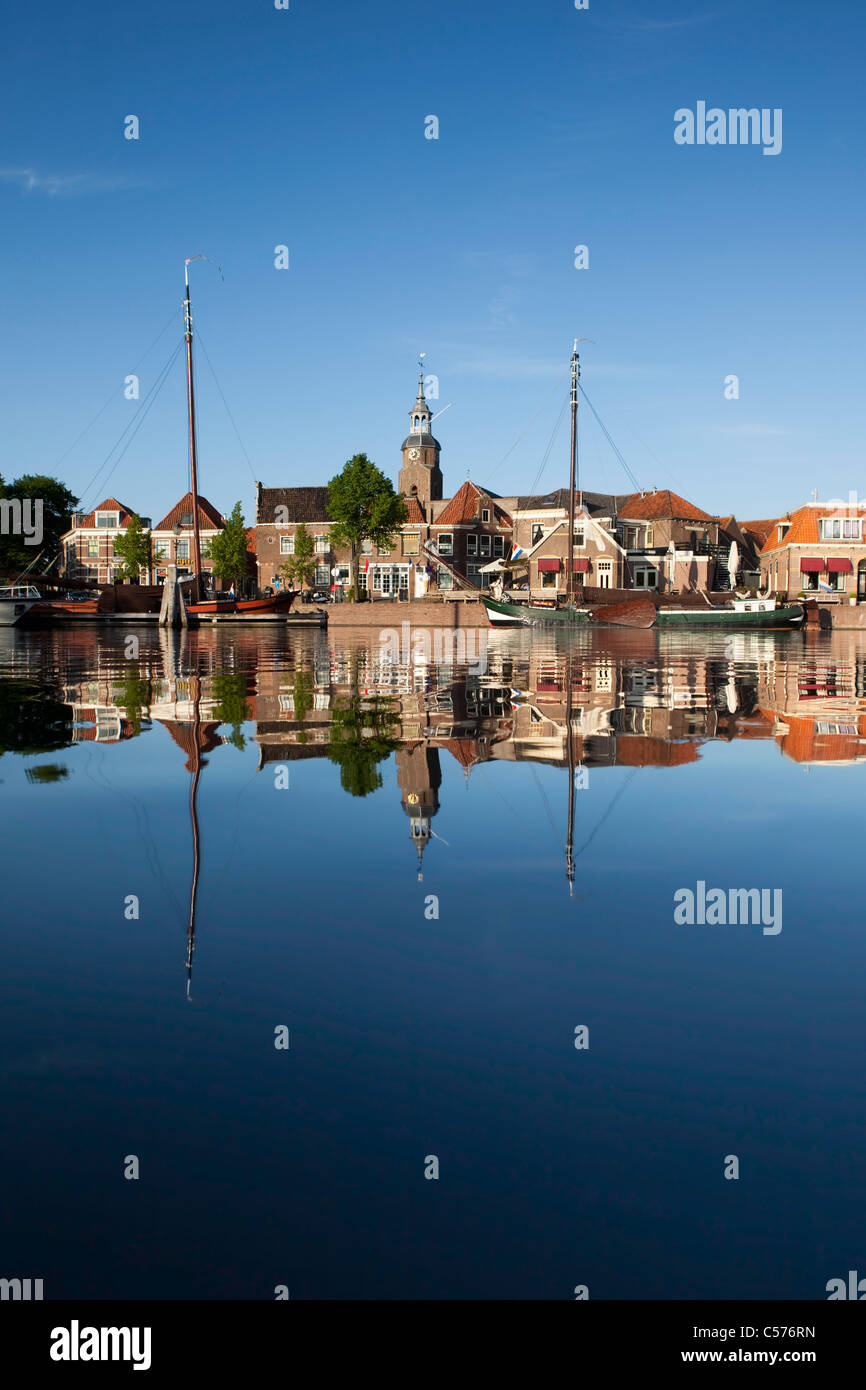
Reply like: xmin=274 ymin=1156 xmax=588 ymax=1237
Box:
xmin=0 ymin=584 xmax=44 ymax=626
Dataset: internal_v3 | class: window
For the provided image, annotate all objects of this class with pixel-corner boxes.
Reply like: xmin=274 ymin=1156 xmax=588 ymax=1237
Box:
xmin=531 ymin=524 xmax=544 ymax=546
xmin=361 ymin=538 xmax=373 ymax=555
xmin=402 ymin=533 xmax=420 ymax=556
xmin=597 ymin=559 xmax=612 ymax=589
xmin=377 ymin=543 xmax=391 ymax=557
xmin=466 ymin=535 xmax=478 ymax=557
xmin=466 ymin=563 xmax=487 ymax=589
xmin=87 ymin=538 xmax=99 ymax=558
xmin=96 ymin=512 xmax=118 ymax=528
xmin=481 ymin=508 xmax=490 ymax=523
xmin=153 ymin=543 xmax=168 ymax=560
xmin=634 ymin=565 xmax=657 ymax=589
xmin=493 ymin=536 xmax=504 ymax=558
xmin=175 ymin=540 xmax=190 ymax=561
xmin=358 ymin=568 xmax=368 ymax=592
xmin=816 ymin=721 xmax=857 ymax=736
xmin=573 ymin=526 xmax=585 ymax=547
xmin=541 ymin=569 xmax=557 ymax=588
xmin=437 ymin=566 xmax=453 ymax=590
xmin=315 ymin=535 xmax=328 ymax=553
xmin=280 ymin=536 xmax=294 ymax=554
xmin=437 ymin=533 xmax=453 ymax=557
xmin=479 ymin=535 xmax=491 ymax=558
xmin=820 ymin=517 xmax=861 ymax=540
xmin=315 ymin=565 xmax=330 ymax=587
xmin=645 ymin=528 xmax=654 ymax=547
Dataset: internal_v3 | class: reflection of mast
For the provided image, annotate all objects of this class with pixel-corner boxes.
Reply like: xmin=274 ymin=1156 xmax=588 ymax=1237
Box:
xmin=185 ymin=672 xmax=203 ymax=997
xmin=565 ymin=649 xmax=575 ymax=897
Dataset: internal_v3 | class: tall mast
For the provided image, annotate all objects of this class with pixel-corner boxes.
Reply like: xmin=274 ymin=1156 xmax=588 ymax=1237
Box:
xmin=567 ymin=340 xmax=579 ymax=606
xmin=183 ymin=258 xmax=204 ymax=599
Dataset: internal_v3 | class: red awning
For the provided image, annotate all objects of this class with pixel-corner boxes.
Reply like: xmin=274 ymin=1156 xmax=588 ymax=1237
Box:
xmin=537 ymin=558 xmax=561 ymax=572
xmin=573 ymin=558 xmax=590 ymax=572
xmin=827 ymin=557 xmax=853 ymax=573
xmin=800 ymin=558 xmax=825 ymax=572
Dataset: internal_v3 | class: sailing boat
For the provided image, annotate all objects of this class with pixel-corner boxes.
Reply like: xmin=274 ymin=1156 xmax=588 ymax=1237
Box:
xmin=178 ymin=257 xmax=296 ymax=618
xmin=482 ymin=342 xmax=655 ymax=629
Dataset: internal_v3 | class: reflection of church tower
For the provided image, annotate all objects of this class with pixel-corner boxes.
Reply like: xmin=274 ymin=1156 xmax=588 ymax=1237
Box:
xmin=398 ymin=369 xmax=443 ymax=510
xmin=396 ymin=745 xmax=442 ymax=880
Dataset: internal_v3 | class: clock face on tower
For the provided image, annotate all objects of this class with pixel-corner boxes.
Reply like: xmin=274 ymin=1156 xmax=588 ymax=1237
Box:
xmin=408 ymin=448 xmax=420 ymax=460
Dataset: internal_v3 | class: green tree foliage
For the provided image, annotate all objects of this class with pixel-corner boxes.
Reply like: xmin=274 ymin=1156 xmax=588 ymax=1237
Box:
xmin=212 ymin=671 xmax=251 ymax=750
xmin=327 ymin=694 xmax=400 ymax=796
xmin=279 ymin=522 xmax=315 ymax=589
xmin=205 ymin=502 xmax=250 ymax=587
xmin=25 ymin=763 xmax=70 ymax=784
xmin=113 ymin=514 xmax=152 ymax=582
xmin=113 ymin=675 xmax=152 ymax=736
xmin=327 ymin=454 xmax=408 ymax=599
xmin=0 ymin=473 xmax=78 ymax=575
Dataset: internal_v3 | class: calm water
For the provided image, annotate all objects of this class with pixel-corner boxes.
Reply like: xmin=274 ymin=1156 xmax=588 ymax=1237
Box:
xmin=1 ymin=620 xmax=865 ymax=1300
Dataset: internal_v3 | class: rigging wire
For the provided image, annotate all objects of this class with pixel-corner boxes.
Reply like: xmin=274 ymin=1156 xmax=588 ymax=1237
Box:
xmin=578 ymin=382 xmax=643 ymax=494
xmin=525 ymin=394 xmax=569 ymax=500
xmin=192 ymin=320 xmax=258 ymax=483
xmin=48 ymin=306 xmax=181 ymax=480
xmin=77 ymin=338 xmax=184 ymax=510
xmin=482 ymin=366 xmax=570 ymax=490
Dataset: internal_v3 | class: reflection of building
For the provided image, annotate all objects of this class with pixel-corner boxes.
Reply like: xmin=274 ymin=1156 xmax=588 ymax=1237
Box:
xmin=757 ymin=634 xmax=866 ymax=765
xmin=396 ymin=746 xmax=441 ymax=879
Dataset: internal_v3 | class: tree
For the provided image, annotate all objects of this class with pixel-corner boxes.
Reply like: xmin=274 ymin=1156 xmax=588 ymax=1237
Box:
xmin=205 ymin=502 xmax=250 ymax=588
xmin=279 ymin=521 xmax=315 ymax=589
xmin=0 ymin=473 xmax=78 ymax=576
xmin=327 ymin=693 xmax=400 ymax=796
xmin=212 ymin=672 xmax=250 ymax=751
xmin=113 ymin=514 xmax=152 ymax=583
xmin=327 ymin=454 xmax=408 ymax=600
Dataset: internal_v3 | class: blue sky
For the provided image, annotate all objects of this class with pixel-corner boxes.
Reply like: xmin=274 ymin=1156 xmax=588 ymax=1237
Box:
xmin=0 ymin=0 xmax=863 ymax=524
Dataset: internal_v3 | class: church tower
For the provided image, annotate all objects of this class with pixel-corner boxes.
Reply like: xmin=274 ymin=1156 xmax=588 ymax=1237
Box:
xmin=399 ymin=368 xmax=443 ymax=508
xmin=396 ymin=745 xmax=442 ymax=880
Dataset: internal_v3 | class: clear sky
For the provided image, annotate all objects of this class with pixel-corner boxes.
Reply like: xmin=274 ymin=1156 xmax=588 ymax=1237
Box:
xmin=1 ymin=0 xmax=863 ymax=525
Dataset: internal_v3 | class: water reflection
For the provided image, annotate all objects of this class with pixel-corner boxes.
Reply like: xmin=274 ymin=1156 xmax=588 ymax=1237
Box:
xmin=2 ymin=621 xmax=866 ymax=1298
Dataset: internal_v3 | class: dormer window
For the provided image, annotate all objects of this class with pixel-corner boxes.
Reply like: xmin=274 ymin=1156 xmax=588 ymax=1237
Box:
xmin=778 ymin=522 xmax=791 ymax=542
xmin=481 ymin=508 xmax=490 ymax=523
xmin=96 ymin=512 xmax=119 ymax=528
xmin=820 ymin=517 xmax=861 ymax=540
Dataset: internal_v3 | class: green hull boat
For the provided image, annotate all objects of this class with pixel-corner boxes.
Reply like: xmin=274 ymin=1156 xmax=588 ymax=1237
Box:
xmin=655 ymin=601 xmax=804 ymax=629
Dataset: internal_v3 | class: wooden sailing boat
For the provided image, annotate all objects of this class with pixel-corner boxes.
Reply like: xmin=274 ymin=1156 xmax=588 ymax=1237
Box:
xmin=482 ymin=341 xmax=655 ymax=629
xmin=178 ymin=257 xmax=296 ymax=618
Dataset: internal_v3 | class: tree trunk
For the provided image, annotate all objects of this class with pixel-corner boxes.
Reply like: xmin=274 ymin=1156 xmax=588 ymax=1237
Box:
xmin=351 ymin=543 xmax=358 ymax=601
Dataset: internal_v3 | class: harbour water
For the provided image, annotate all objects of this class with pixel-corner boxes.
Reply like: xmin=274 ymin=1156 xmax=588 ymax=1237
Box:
xmin=1 ymin=622 xmax=865 ymax=1299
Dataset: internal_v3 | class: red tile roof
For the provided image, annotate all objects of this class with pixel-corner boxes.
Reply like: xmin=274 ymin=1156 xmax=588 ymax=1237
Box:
xmin=405 ymin=497 xmax=426 ymax=524
xmin=617 ymin=489 xmax=714 ymax=523
xmin=153 ymin=492 xmax=225 ymax=533
xmin=75 ymin=497 xmax=137 ymax=528
xmin=434 ymin=480 xmax=512 ymax=529
xmin=758 ymin=504 xmax=866 ymax=555
xmin=740 ymin=519 xmax=777 ymax=549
